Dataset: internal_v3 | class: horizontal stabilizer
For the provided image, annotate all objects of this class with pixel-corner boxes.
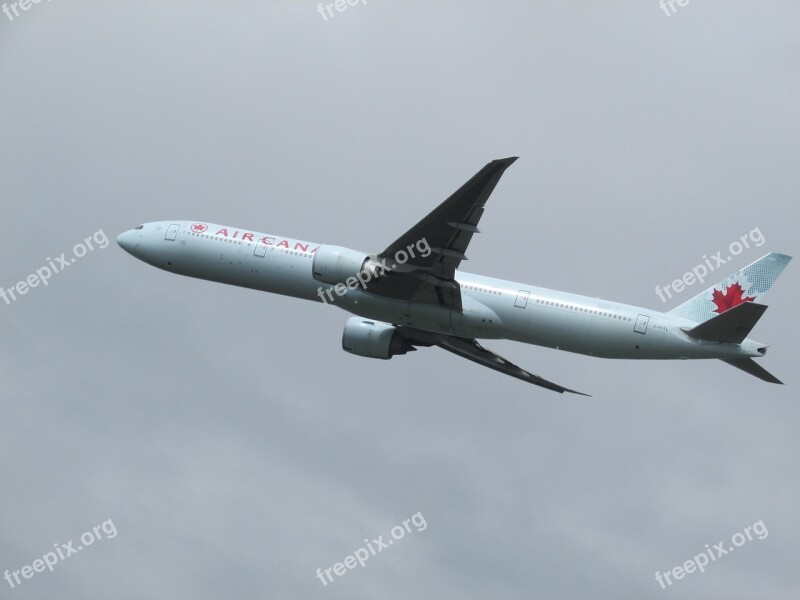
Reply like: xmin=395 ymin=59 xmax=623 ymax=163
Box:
xmin=721 ymin=358 xmax=783 ymax=384
xmin=684 ymin=302 xmax=767 ymax=343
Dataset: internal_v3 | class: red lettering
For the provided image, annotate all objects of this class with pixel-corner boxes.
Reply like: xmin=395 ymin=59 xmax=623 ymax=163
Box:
xmin=216 ymin=228 xmax=229 ymax=237
xmin=260 ymin=236 xmax=274 ymax=245
xmin=294 ymin=243 xmax=309 ymax=252
xmin=242 ymin=233 xmax=254 ymax=242
xmin=276 ymin=240 xmax=289 ymax=248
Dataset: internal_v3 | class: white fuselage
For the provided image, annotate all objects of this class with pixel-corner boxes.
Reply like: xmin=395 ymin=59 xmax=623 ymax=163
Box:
xmin=117 ymin=221 xmax=764 ymax=361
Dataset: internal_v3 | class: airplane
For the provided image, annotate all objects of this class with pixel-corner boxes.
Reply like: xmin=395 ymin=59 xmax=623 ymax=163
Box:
xmin=116 ymin=157 xmax=791 ymax=395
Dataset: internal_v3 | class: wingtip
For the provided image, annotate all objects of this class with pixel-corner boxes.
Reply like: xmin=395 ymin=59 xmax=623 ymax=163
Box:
xmin=489 ymin=156 xmax=519 ymax=170
xmin=563 ymin=387 xmax=592 ymax=397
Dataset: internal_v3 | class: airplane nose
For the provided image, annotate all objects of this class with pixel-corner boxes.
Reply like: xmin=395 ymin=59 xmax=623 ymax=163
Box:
xmin=117 ymin=230 xmax=137 ymax=254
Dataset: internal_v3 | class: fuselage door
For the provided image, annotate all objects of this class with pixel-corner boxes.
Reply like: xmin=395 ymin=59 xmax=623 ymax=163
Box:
xmin=254 ymin=242 xmax=268 ymax=257
xmin=165 ymin=223 xmax=180 ymax=241
xmin=514 ymin=290 xmax=530 ymax=308
xmin=634 ymin=314 xmax=650 ymax=334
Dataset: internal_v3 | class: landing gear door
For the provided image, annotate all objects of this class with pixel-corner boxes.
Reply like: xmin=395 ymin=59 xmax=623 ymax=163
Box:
xmin=165 ymin=223 xmax=180 ymax=241
xmin=634 ymin=314 xmax=650 ymax=334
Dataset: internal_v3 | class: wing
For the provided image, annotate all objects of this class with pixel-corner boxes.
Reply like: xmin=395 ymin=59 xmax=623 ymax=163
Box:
xmin=397 ymin=327 xmax=590 ymax=395
xmin=363 ymin=157 xmax=519 ymax=310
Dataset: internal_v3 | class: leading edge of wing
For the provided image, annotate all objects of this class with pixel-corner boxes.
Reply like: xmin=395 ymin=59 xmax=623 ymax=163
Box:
xmin=399 ymin=327 xmax=590 ymax=396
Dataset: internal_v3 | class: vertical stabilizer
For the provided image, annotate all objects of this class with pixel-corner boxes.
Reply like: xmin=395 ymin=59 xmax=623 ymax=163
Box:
xmin=669 ymin=253 xmax=791 ymax=323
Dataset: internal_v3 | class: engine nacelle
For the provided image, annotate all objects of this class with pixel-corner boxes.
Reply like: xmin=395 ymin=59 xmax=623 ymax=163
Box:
xmin=312 ymin=245 xmax=371 ymax=286
xmin=341 ymin=317 xmax=414 ymax=360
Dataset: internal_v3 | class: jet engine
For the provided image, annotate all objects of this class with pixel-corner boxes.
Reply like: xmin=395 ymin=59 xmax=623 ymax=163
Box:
xmin=312 ymin=245 xmax=386 ymax=286
xmin=341 ymin=317 xmax=415 ymax=359
xmin=312 ymin=245 xmax=369 ymax=285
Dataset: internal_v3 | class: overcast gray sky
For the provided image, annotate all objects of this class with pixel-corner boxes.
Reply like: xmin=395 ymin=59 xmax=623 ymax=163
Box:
xmin=1 ymin=1 xmax=799 ymax=598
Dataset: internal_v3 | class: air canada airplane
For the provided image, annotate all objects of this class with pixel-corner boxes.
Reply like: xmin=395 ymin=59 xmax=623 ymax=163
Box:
xmin=117 ymin=158 xmax=791 ymax=394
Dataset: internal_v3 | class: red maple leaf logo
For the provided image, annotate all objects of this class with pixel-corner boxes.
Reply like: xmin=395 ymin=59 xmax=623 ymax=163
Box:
xmin=711 ymin=282 xmax=756 ymax=314
xmin=191 ymin=223 xmax=208 ymax=233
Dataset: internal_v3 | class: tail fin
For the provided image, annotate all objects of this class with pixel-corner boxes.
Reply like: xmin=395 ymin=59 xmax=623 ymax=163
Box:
xmin=669 ymin=252 xmax=791 ymax=323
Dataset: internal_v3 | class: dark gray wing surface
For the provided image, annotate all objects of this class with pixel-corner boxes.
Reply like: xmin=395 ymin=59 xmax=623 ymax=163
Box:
xmin=365 ymin=157 xmax=519 ymax=310
xmin=397 ymin=327 xmax=590 ymax=395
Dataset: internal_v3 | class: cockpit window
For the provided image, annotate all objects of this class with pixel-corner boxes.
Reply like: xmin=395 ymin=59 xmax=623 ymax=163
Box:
xmin=135 ymin=225 xmax=144 ymax=230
